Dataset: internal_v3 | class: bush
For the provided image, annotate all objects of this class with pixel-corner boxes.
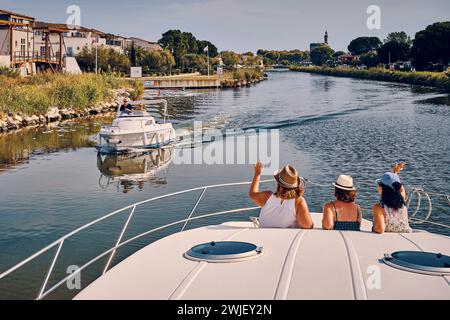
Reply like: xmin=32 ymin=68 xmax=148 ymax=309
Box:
xmin=232 ymin=68 xmax=263 ymax=81
xmin=0 ymin=73 xmax=136 ymax=115
xmin=128 ymin=80 xmax=144 ymax=100
xmin=0 ymin=66 xmax=19 ymax=78
xmin=289 ymin=66 xmax=450 ymax=92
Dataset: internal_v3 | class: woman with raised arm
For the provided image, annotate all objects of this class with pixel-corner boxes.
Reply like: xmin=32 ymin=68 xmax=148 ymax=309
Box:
xmin=372 ymin=162 xmax=412 ymax=234
xmin=249 ymin=162 xmax=314 ymax=229
xmin=322 ymin=175 xmax=362 ymax=231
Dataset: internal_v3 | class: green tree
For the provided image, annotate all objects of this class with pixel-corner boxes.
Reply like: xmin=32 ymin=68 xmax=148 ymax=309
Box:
xmin=181 ymin=54 xmax=207 ymax=72
xmin=385 ymin=31 xmax=412 ymax=46
xmin=76 ymin=46 xmax=130 ymax=73
xmin=348 ymin=37 xmax=382 ymax=55
xmin=257 ymin=49 xmax=309 ymax=65
xmin=310 ymin=46 xmax=334 ymax=66
xmin=220 ymin=51 xmax=241 ymax=67
xmin=158 ymin=30 xmax=219 ymax=68
xmin=333 ymin=51 xmax=345 ymax=58
xmin=197 ymin=40 xmax=218 ymax=57
xmin=411 ymin=21 xmax=450 ymax=71
xmin=359 ymin=51 xmax=380 ymax=67
xmin=140 ymin=49 xmax=175 ymax=73
xmin=377 ymin=32 xmax=412 ymax=64
xmin=129 ymin=42 xmax=137 ymax=67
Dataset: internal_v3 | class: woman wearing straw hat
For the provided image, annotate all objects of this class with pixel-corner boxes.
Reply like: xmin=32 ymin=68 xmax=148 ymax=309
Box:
xmin=322 ymin=175 xmax=362 ymax=231
xmin=249 ymin=162 xmax=313 ymax=229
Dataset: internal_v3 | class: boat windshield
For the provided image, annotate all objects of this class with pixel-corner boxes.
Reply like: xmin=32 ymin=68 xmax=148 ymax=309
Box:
xmin=119 ymin=110 xmax=152 ymax=118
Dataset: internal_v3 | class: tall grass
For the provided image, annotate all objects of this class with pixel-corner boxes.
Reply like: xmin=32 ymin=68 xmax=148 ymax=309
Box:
xmin=289 ymin=66 xmax=450 ymax=92
xmin=232 ymin=68 xmax=264 ymax=82
xmin=0 ymin=72 xmax=141 ymax=116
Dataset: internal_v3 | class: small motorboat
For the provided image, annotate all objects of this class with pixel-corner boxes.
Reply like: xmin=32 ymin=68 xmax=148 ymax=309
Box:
xmin=97 ymin=99 xmax=176 ymax=153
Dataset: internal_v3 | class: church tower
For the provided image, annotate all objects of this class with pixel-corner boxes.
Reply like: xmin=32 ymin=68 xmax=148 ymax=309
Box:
xmin=324 ymin=30 xmax=328 ymax=45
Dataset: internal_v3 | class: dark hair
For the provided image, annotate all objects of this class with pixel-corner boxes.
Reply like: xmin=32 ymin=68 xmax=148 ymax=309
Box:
xmin=275 ymin=184 xmax=305 ymax=200
xmin=334 ymin=187 xmax=357 ymax=202
xmin=380 ymin=182 xmax=405 ymax=210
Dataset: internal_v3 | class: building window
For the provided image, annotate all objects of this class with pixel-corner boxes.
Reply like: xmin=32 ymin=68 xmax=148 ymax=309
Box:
xmin=40 ymin=46 xmax=46 ymax=57
xmin=35 ymin=31 xmax=41 ymax=36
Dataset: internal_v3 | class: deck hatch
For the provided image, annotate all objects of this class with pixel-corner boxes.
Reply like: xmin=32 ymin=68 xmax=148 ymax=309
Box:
xmin=383 ymin=251 xmax=450 ymax=276
xmin=185 ymin=241 xmax=263 ymax=263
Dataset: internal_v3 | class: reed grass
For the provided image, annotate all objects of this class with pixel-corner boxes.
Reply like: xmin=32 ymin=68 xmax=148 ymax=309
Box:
xmin=232 ymin=68 xmax=264 ymax=82
xmin=0 ymin=72 xmax=141 ymax=116
xmin=290 ymin=66 xmax=450 ymax=92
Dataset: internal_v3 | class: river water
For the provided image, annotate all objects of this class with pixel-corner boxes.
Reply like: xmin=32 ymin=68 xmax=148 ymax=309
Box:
xmin=0 ymin=71 xmax=449 ymax=299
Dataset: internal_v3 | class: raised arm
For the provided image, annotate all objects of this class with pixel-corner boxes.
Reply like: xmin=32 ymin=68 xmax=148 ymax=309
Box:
xmin=249 ymin=162 xmax=272 ymax=207
xmin=393 ymin=162 xmax=407 ymax=199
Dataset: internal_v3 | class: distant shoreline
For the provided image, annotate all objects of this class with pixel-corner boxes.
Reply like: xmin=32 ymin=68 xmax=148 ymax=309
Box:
xmin=290 ymin=66 xmax=450 ymax=93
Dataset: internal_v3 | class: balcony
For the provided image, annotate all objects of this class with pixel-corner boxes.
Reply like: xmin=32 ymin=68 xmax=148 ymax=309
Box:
xmin=11 ymin=51 xmax=63 ymax=65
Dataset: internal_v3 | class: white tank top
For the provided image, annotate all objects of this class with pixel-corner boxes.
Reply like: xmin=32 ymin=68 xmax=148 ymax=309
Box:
xmin=259 ymin=194 xmax=297 ymax=228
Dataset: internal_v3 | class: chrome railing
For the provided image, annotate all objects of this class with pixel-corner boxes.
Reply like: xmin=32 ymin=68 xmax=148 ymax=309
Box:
xmin=0 ymin=178 xmax=448 ymax=300
xmin=0 ymin=180 xmax=274 ymax=300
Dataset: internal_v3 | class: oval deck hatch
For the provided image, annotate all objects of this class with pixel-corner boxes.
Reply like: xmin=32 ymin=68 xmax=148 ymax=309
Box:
xmin=383 ymin=251 xmax=450 ymax=276
xmin=185 ymin=241 xmax=263 ymax=262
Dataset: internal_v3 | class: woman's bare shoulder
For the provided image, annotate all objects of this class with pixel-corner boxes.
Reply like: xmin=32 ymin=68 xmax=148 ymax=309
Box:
xmin=323 ymin=201 xmax=334 ymax=209
xmin=372 ymin=203 xmax=384 ymax=215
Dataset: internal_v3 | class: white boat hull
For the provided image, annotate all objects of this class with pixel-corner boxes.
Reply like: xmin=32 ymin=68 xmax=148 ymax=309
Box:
xmin=75 ymin=213 xmax=450 ymax=300
xmin=99 ymin=120 xmax=176 ymax=152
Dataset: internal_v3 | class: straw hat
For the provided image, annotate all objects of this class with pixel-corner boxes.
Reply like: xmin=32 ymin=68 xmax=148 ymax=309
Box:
xmin=333 ymin=175 xmax=356 ymax=191
xmin=274 ymin=165 xmax=301 ymax=189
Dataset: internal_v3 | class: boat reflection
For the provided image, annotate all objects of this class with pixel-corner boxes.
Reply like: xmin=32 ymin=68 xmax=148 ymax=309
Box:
xmin=97 ymin=147 xmax=174 ymax=193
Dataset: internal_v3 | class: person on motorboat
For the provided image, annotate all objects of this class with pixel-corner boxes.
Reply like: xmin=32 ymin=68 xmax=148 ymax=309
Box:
xmin=249 ymin=162 xmax=314 ymax=229
xmin=119 ymin=97 xmax=134 ymax=114
xmin=372 ymin=162 xmax=412 ymax=234
xmin=130 ymin=103 xmax=149 ymax=116
xmin=322 ymin=175 xmax=362 ymax=231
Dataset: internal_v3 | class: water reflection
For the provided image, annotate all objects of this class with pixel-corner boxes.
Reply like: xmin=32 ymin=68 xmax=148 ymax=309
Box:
xmin=0 ymin=116 xmax=114 ymax=173
xmin=97 ymin=147 xmax=174 ymax=193
xmin=416 ymin=94 xmax=450 ymax=106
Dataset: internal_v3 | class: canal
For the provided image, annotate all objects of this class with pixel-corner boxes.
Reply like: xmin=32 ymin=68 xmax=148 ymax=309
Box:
xmin=0 ymin=71 xmax=449 ymax=298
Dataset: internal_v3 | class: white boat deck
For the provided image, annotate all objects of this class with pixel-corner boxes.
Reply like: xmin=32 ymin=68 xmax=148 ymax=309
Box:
xmin=75 ymin=213 xmax=450 ymax=300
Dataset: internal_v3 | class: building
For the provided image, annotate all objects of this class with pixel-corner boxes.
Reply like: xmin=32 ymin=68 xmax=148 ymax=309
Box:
xmin=104 ymin=33 xmax=130 ymax=54
xmin=0 ymin=9 xmax=35 ymax=70
xmin=310 ymin=30 xmax=329 ymax=52
xmin=0 ymin=7 xmax=159 ymax=75
xmin=34 ymin=22 xmax=108 ymax=57
xmin=128 ymin=37 xmax=162 ymax=51
xmin=337 ymin=53 xmax=358 ymax=65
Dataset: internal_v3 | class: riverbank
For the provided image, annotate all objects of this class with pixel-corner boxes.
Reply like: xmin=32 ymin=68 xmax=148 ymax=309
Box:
xmin=0 ymin=73 xmax=144 ymax=133
xmin=290 ymin=66 xmax=450 ymax=92
xmin=144 ymin=68 xmax=266 ymax=89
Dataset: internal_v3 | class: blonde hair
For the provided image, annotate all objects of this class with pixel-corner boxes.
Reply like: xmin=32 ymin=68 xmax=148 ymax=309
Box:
xmin=275 ymin=184 xmax=305 ymax=200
